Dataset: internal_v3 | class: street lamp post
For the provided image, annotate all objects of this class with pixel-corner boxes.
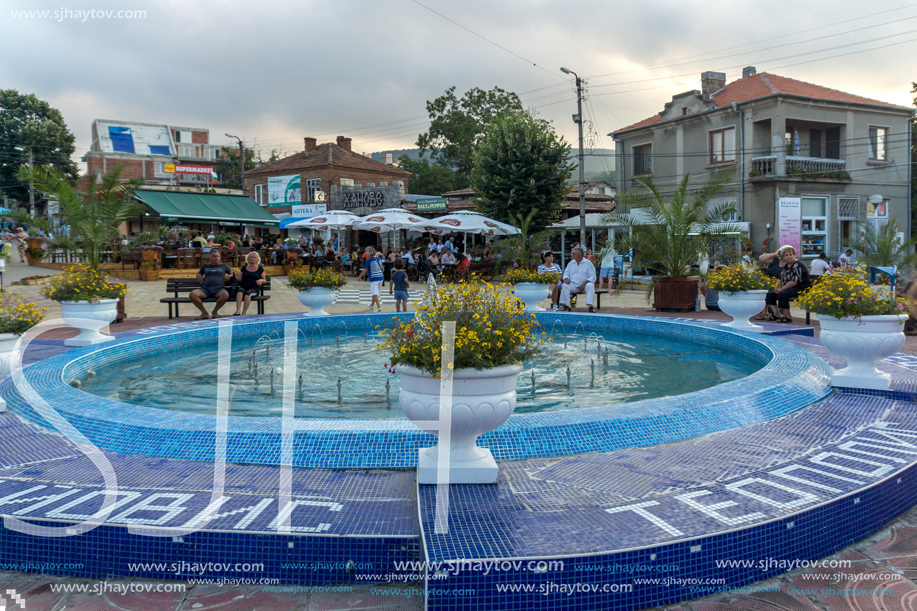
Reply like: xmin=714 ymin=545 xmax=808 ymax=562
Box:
xmin=225 ymin=133 xmax=245 ymax=192
xmin=14 ymin=146 xmax=35 ymax=215
xmin=561 ymin=67 xmax=586 ymax=249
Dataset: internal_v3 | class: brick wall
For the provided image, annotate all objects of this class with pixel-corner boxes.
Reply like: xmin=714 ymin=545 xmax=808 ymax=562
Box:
xmin=245 ymin=167 xmax=410 ymax=206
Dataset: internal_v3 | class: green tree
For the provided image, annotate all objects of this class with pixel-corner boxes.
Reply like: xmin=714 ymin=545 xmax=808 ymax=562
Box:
xmin=470 ymin=111 xmax=574 ymax=232
xmin=0 ymin=90 xmax=78 ymax=204
xmin=606 ymin=174 xmax=740 ymax=301
xmin=857 ymin=218 xmax=917 ymax=277
xmin=14 ymin=164 xmax=143 ymax=272
xmin=215 ymin=145 xmax=257 ymax=189
xmin=416 ymin=86 xmax=523 ymax=182
xmin=497 ymin=209 xmax=551 ymax=269
xmin=397 ymin=154 xmax=459 ymax=195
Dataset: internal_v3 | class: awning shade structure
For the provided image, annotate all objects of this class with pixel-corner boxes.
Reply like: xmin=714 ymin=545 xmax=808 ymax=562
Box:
xmin=134 ymin=190 xmax=280 ymax=226
xmin=353 ymin=208 xmax=429 ymax=232
xmin=286 ymin=212 xmax=361 ymax=231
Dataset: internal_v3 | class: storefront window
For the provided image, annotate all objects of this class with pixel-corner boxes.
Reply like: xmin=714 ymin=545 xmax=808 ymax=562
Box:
xmin=800 ymin=196 xmax=828 ymax=257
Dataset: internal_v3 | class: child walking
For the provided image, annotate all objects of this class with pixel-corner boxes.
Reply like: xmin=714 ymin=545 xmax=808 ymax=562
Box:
xmin=390 ymin=258 xmax=410 ymax=312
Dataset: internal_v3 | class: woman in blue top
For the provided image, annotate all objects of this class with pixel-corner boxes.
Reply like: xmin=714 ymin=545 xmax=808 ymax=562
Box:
xmin=538 ymin=251 xmax=563 ymax=310
xmin=357 ymin=246 xmax=385 ymax=312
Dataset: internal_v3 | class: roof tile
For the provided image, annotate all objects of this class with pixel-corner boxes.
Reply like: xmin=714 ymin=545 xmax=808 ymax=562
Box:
xmin=247 ymin=143 xmax=410 ymax=177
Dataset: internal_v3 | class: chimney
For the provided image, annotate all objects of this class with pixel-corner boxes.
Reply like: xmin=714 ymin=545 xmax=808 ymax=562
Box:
xmin=385 ymin=153 xmax=393 ymax=165
xmin=304 ymin=137 xmax=317 ymax=153
xmin=336 ymin=136 xmax=352 ymax=153
xmin=701 ymin=71 xmax=727 ymax=97
xmin=742 ymin=66 xmax=756 ymax=79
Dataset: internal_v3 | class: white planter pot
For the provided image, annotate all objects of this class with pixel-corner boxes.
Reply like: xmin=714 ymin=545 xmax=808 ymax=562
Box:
xmin=514 ymin=282 xmax=550 ymax=312
xmin=0 ymin=333 xmax=13 ymax=412
xmin=718 ymin=290 xmax=768 ymax=333
xmin=298 ymin=288 xmax=337 ymax=317
xmin=818 ymin=314 xmax=907 ymax=390
xmin=60 ymin=299 xmax=118 ymax=346
xmin=398 ymin=364 xmax=522 ymax=484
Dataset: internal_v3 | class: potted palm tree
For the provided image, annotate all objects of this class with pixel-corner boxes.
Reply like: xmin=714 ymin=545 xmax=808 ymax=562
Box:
xmin=604 ymin=174 xmax=742 ymax=311
xmin=15 ymin=165 xmax=142 ymax=340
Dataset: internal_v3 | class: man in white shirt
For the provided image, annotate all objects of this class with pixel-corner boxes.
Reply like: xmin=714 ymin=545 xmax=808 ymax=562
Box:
xmin=810 ymin=252 xmax=830 ymax=280
xmin=559 ymin=247 xmax=597 ymax=312
xmin=401 ymin=248 xmax=415 ymax=265
xmin=839 ymin=249 xmax=854 ymax=266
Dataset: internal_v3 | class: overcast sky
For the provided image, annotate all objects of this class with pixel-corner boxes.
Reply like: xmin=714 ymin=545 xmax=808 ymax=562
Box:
xmin=3 ymin=0 xmax=916 ymax=173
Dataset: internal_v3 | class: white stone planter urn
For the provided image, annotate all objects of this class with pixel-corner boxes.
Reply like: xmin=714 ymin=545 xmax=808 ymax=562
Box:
xmin=514 ymin=282 xmax=550 ymax=312
xmin=60 ymin=299 xmax=118 ymax=346
xmin=0 ymin=332 xmax=16 ymax=412
xmin=398 ymin=364 xmax=522 ymax=485
xmin=298 ymin=288 xmax=336 ymax=317
xmin=817 ymin=314 xmax=907 ymax=390
xmin=717 ymin=290 xmax=768 ymax=333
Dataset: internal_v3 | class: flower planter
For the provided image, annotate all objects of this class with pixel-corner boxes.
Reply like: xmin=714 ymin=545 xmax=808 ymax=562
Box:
xmin=397 ymin=364 xmax=522 ymax=484
xmin=817 ymin=314 xmax=907 ymax=390
xmin=514 ymin=282 xmax=550 ymax=312
xmin=60 ymin=299 xmax=119 ymax=346
xmin=298 ymin=288 xmax=336 ymax=317
xmin=653 ymin=276 xmax=699 ymax=312
xmin=139 ymin=268 xmax=159 ymax=281
xmin=0 ymin=333 xmax=19 ymax=380
xmin=140 ymin=250 xmax=159 ymax=262
xmin=718 ymin=290 xmax=768 ymax=333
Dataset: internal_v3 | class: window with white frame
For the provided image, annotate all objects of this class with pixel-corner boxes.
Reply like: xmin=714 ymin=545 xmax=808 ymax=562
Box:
xmin=869 ymin=126 xmax=888 ymax=161
xmin=339 ymin=178 xmax=354 ymax=188
xmin=305 ymin=178 xmax=322 ymax=201
xmin=254 ymin=183 xmax=267 ymax=207
xmin=633 ymin=144 xmax=652 ymax=175
xmin=800 ymin=196 xmax=828 ymax=257
xmin=867 ymin=199 xmax=888 ymax=232
xmin=709 ymin=127 xmax=736 ymax=164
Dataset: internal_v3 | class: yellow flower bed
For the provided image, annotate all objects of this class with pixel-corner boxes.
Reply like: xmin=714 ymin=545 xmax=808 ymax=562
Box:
xmin=0 ymin=292 xmax=46 ymax=335
xmin=796 ymin=266 xmax=905 ymax=319
xmin=706 ymin=263 xmax=775 ymax=294
xmin=378 ymin=280 xmax=547 ymax=375
xmin=41 ymin=266 xmax=127 ymax=302
xmin=286 ymin=268 xmax=348 ymax=290
xmin=503 ymin=268 xmax=561 ymax=285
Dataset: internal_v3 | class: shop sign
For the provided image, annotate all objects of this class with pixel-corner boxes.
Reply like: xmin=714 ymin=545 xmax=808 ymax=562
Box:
xmin=416 ymin=197 xmax=448 ymax=212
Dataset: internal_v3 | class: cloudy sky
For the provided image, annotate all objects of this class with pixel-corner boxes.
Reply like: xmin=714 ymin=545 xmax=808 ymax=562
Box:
xmin=3 ymin=0 xmax=916 ymax=172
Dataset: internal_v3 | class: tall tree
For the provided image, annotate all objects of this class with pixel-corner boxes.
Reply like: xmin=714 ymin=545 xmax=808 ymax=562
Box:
xmin=0 ymin=90 xmax=78 ymax=204
xmin=397 ymin=154 xmax=459 ymax=195
xmin=470 ymin=111 xmax=574 ymax=232
xmin=416 ymin=86 xmax=523 ymax=182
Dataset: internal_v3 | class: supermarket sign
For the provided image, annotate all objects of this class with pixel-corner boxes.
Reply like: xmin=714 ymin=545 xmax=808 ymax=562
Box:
xmin=164 ymin=164 xmax=214 ymax=175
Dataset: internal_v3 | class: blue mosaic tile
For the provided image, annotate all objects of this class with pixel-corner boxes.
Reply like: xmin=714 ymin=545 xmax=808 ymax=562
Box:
xmin=0 ymin=313 xmax=832 ymax=470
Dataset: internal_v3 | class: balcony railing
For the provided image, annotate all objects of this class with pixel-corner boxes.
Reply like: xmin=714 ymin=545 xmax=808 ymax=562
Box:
xmin=176 ymin=144 xmax=222 ymax=161
xmin=750 ymin=155 xmax=846 ymax=177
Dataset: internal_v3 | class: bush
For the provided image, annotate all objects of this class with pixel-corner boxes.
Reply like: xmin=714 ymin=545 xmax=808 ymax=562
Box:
xmin=286 ymin=268 xmax=347 ymax=291
xmin=705 ymin=264 xmax=775 ymax=294
xmin=378 ymin=281 xmax=546 ymax=375
xmin=41 ymin=265 xmax=127 ymax=302
xmin=796 ymin=266 xmax=905 ymax=319
xmin=0 ymin=292 xmax=46 ymax=335
xmin=503 ymin=267 xmax=561 ymax=285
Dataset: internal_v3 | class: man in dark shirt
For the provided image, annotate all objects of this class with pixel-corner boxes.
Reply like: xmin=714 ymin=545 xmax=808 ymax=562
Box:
xmin=190 ymin=251 xmax=232 ymax=319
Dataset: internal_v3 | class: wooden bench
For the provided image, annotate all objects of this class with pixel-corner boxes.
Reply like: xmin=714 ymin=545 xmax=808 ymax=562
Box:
xmin=161 ymin=277 xmax=271 ymax=319
xmin=569 ymin=288 xmax=609 ymax=309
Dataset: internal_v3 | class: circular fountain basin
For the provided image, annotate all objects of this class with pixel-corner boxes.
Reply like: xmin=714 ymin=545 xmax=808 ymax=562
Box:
xmin=1 ymin=313 xmax=832 ymax=469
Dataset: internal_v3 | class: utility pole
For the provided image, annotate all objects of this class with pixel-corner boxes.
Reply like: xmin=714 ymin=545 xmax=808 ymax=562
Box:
xmin=561 ymin=67 xmax=587 ymax=249
xmin=225 ymin=133 xmax=245 ymax=192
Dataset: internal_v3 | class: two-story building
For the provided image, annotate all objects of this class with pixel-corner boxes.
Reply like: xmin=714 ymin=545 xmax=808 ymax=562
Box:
xmin=610 ymin=68 xmax=913 ymax=260
xmin=83 ymin=119 xmax=224 ymax=187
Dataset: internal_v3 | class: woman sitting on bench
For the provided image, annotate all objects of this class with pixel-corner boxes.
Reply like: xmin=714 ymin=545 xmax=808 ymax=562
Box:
xmin=232 ymin=251 xmax=266 ymax=316
xmin=764 ymin=247 xmax=809 ymax=323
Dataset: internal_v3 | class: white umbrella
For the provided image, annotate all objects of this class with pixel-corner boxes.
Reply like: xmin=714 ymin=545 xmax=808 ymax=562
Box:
xmin=420 ymin=211 xmax=520 ymax=236
xmin=286 ymin=211 xmax=361 ymax=231
xmin=352 ymin=208 xmax=429 ymax=235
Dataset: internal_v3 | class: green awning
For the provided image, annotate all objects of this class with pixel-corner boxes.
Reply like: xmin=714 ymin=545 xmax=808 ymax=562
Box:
xmin=135 ymin=190 xmax=280 ymax=226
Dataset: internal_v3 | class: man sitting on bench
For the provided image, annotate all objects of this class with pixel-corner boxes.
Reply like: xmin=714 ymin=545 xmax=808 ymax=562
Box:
xmin=559 ymin=247 xmax=597 ymax=313
xmin=191 ymin=251 xmax=233 ymax=320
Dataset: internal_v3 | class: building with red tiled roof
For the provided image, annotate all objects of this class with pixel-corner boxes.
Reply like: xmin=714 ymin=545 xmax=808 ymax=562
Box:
xmin=245 ymin=136 xmax=411 ymax=215
xmin=609 ymin=68 xmax=913 ymax=260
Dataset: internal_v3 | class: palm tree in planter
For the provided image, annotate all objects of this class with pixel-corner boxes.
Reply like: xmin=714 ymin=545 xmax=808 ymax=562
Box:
xmin=605 ymin=173 xmax=743 ymax=311
xmin=14 ymin=165 xmax=143 ymax=343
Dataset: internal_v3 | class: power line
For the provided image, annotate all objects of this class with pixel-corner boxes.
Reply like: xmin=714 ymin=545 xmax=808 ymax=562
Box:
xmin=408 ymin=0 xmax=566 ymax=82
